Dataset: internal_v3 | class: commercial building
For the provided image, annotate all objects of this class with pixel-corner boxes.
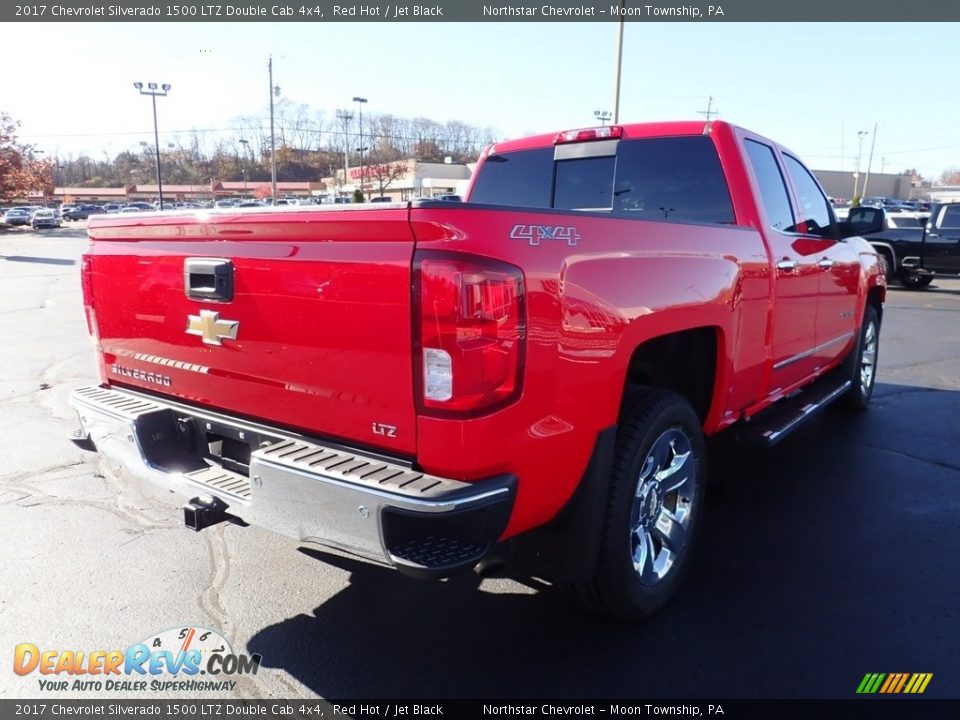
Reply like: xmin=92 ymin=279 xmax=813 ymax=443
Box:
xmin=332 ymin=159 xmax=473 ymax=201
xmin=37 ymin=161 xmax=471 ymax=205
xmin=813 ymin=170 xmax=920 ymax=202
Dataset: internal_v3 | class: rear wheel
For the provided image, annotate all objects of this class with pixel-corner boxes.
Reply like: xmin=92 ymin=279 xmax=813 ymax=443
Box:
xmin=559 ymin=388 xmax=706 ymax=621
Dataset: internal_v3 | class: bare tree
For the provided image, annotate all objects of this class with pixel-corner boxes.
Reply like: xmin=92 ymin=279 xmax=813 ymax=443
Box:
xmin=939 ymin=167 xmax=960 ymax=185
xmin=364 ymin=152 xmax=409 ymax=198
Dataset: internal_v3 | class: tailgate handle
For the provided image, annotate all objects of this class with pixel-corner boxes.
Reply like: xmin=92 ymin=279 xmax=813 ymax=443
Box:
xmin=185 ymin=258 xmax=233 ymax=302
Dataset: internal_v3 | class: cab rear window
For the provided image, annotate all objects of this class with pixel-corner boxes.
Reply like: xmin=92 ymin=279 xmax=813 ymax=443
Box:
xmin=469 ymin=136 xmax=734 ymax=225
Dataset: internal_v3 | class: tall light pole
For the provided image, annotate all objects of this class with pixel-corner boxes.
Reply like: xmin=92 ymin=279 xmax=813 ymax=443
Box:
xmin=353 ymin=96 xmax=368 ymax=200
xmin=594 ymin=110 xmax=611 ymax=126
xmin=853 ymin=129 xmax=868 ymax=201
xmin=268 ymin=57 xmax=280 ymax=205
xmin=133 ymin=82 xmax=171 ymax=209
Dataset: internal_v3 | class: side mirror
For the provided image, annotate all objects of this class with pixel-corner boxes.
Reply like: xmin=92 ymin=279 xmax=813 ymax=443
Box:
xmin=845 ymin=207 xmax=884 ymax=237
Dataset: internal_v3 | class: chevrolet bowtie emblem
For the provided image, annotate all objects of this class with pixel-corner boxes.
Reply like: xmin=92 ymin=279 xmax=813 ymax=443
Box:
xmin=186 ymin=310 xmax=239 ymax=346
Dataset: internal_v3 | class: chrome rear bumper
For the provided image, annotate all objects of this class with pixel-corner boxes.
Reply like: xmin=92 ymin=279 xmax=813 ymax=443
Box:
xmin=69 ymin=385 xmax=515 ymax=577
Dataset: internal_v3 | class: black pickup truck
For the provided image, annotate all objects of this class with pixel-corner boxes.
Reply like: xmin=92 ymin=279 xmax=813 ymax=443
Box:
xmin=851 ymin=204 xmax=960 ymax=288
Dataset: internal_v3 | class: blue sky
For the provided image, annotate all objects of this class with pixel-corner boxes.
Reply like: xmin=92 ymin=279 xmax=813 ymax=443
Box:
xmin=3 ymin=21 xmax=957 ymax=179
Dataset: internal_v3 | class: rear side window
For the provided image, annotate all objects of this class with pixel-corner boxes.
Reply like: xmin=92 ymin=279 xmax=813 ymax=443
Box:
xmin=612 ymin=136 xmax=735 ymax=224
xmin=744 ymin=140 xmax=796 ymax=233
xmin=469 ymin=147 xmax=553 ymax=207
xmin=940 ymin=205 xmax=960 ymax=229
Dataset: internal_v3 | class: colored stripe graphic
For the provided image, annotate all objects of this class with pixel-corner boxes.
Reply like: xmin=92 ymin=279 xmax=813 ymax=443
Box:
xmin=857 ymin=673 xmax=932 ymax=694
xmin=892 ymin=674 xmax=909 ymax=693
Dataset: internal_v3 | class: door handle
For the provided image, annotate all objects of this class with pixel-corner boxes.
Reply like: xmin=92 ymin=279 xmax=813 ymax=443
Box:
xmin=818 ymin=258 xmax=835 ymax=269
xmin=184 ymin=258 xmax=234 ymax=301
xmin=776 ymin=259 xmax=799 ymax=272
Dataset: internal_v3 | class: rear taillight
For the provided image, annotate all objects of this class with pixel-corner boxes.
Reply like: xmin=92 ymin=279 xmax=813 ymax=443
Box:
xmin=80 ymin=252 xmax=99 ymax=342
xmin=415 ymin=252 xmax=525 ymax=417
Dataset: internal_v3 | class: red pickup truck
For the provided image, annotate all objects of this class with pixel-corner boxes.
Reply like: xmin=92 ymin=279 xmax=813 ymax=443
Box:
xmin=70 ymin=120 xmax=886 ymax=620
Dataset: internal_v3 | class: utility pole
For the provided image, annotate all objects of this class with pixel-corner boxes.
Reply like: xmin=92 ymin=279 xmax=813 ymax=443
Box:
xmin=697 ymin=96 xmax=718 ymax=121
xmin=268 ymin=56 xmax=278 ymax=205
xmin=862 ymin=123 xmax=878 ymax=199
xmin=840 ymin=120 xmax=845 ymax=182
xmin=853 ymin=130 xmax=868 ymax=200
xmin=335 ymin=109 xmax=353 ymax=191
xmin=612 ymin=5 xmax=625 ymax=123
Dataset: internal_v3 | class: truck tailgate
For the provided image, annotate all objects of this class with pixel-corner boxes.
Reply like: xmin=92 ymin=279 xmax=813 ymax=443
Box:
xmin=86 ymin=206 xmax=417 ymax=455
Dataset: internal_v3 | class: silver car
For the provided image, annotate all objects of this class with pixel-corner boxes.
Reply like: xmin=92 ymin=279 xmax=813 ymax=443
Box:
xmin=31 ymin=209 xmax=62 ymax=229
xmin=3 ymin=208 xmax=32 ymax=226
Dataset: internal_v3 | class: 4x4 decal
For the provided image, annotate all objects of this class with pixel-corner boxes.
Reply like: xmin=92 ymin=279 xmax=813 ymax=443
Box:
xmin=509 ymin=224 xmax=581 ymax=247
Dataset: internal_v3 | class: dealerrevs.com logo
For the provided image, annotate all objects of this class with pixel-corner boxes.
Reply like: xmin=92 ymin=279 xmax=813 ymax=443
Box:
xmin=14 ymin=626 xmax=261 ymax=693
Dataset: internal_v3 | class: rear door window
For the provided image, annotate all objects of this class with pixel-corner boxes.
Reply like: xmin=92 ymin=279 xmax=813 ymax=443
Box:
xmin=939 ymin=204 xmax=960 ymax=229
xmin=744 ymin=140 xmax=796 ymax=233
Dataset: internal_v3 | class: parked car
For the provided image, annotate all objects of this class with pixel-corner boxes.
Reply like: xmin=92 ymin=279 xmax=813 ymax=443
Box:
xmin=432 ymin=194 xmax=463 ymax=202
xmin=63 ymin=205 xmax=105 ymax=221
xmin=125 ymin=202 xmax=154 ymax=211
xmin=119 ymin=207 xmax=143 ymax=214
xmin=2 ymin=208 xmax=32 ymax=226
xmin=31 ymin=209 xmax=62 ymax=229
xmin=102 ymin=204 xmax=123 ymax=213
xmin=369 ymin=196 xmax=393 ymax=203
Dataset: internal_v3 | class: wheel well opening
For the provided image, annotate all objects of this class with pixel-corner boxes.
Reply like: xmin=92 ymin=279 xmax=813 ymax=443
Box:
xmin=867 ymin=286 xmax=885 ymax=322
xmin=623 ymin=328 xmax=718 ymax=423
xmin=873 ymin=244 xmax=895 ymax=274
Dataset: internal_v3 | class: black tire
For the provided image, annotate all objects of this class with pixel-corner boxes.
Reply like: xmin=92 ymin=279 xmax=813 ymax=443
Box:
xmin=839 ymin=304 xmax=880 ymax=410
xmin=900 ymin=273 xmax=933 ymax=289
xmin=559 ymin=388 xmax=706 ymax=621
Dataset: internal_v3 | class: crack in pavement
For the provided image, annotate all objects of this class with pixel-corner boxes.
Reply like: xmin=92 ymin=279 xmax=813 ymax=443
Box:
xmin=860 ymin=441 xmax=960 ymax=475
xmin=873 ymin=387 xmax=945 ymax=400
xmin=0 ymin=459 xmax=87 ymax=485
xmin=0 ymin=460 xmax=181 ymax=531
xmin=193 ymin=525 xmax=296 ymax=699
xmin=199 ymin=525 xmax=234 ymax=641
xmin=882 ymin=356 xmax=960 ymax=372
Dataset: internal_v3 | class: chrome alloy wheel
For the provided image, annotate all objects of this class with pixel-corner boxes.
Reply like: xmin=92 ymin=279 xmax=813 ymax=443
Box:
xmin=629 ymin=428 xmax=697 ymax=586
xmin=860 ymin=320 xmax=878 ymax=393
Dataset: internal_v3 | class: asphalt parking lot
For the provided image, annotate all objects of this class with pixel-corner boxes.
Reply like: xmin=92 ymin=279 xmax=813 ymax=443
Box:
xmin=2 ymin=225 xmax=958 ymax=700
